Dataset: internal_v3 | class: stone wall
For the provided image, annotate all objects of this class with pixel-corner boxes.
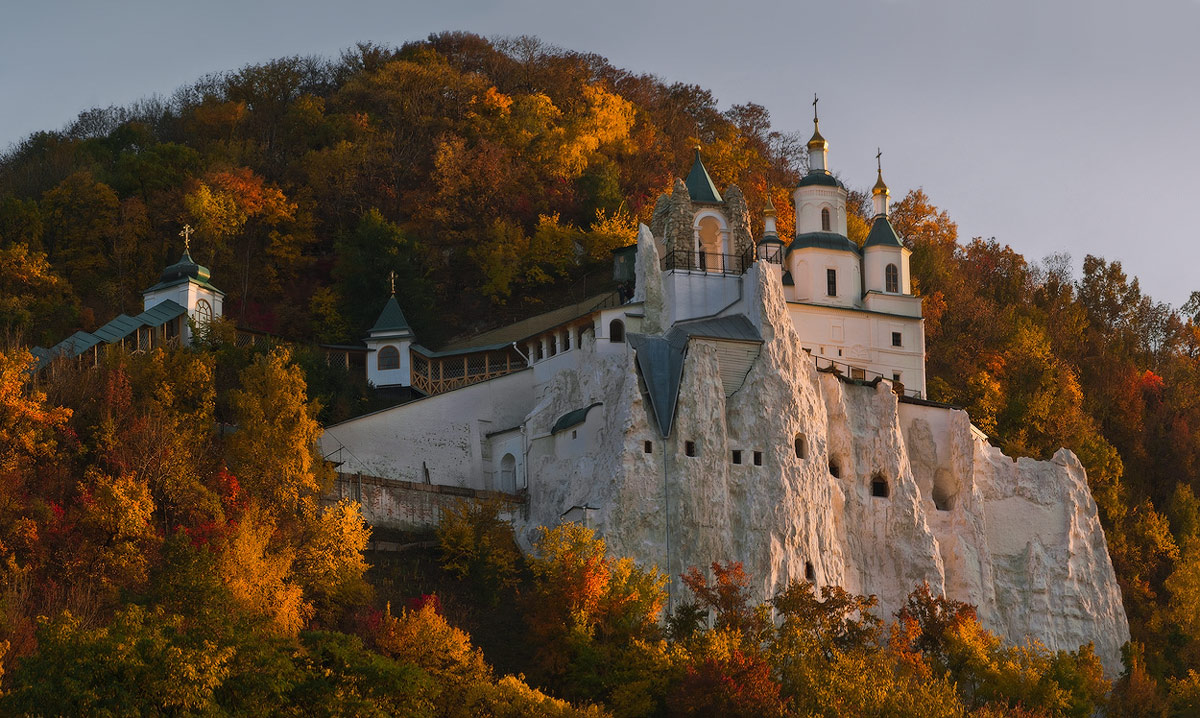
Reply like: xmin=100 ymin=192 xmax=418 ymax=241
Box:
xmin=334 ymin=472 xmax=525 ymax=532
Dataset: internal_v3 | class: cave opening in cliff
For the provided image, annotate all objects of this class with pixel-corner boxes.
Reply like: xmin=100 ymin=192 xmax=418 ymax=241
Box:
xmin=871 ymin=473 xmax=890 ymax=498
xmin=829 ymin=457 xmax=842 ymax=478
xmin=932 ymin=484 xmax=955 ymax=511
xmin=805 ymin=561 xmax=815 ymax=582
xmin=794 ymin=433 xmax=808 ymax=460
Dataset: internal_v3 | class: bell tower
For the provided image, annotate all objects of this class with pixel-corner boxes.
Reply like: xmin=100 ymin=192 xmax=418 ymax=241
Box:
xmin=141 ymin=225 xmax=224 ymax=345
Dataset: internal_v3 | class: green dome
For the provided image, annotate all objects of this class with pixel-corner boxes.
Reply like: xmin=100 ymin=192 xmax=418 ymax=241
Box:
xmin=797 ymin=172 xmax=845 ymax=189
xmin=787 ymin=231 xmax=859 ymax=255
xmin=159 ymin=249 xmax=211 ymax=285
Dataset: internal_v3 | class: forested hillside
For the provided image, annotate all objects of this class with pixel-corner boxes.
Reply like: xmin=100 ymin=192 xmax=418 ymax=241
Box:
xmin=3 ymin=32 xmax=1200 ymax=712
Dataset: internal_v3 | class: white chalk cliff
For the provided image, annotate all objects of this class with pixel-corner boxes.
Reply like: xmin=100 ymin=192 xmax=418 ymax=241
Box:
xmin=518 ymin=226 xmax=1129 ymax=673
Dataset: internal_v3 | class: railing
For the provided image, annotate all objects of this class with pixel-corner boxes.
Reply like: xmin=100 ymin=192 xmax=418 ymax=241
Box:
xmin=810 ymin=353 xmax=924 ymax=400
xmin=410 ymin=347 xmax=522 ymax=396
xmin=661 ymin=246 xmax=756 ymax=275
xmin=757 ymin=243 xmax=784 ymax=265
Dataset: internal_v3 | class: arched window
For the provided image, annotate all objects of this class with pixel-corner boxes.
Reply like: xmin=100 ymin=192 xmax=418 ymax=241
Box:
xmin=794 ymin=433 xmax=808 ymax=460
xmin=820 ymin=207 xmax=831 ymax=232
xmin=871 ymin=473 xmax=890 ymax=498
xmin=500 ymin=453 xmax=516 ymax=493
xmin=609 ymin=319 xmax=625 ymax=343
xmin=378 ymin=345 xmax=400 ymax=370
xmin=194 ymin=298 xmax=212 ymax=325
xmin=885 ymin=263 xmax=899 ymax=293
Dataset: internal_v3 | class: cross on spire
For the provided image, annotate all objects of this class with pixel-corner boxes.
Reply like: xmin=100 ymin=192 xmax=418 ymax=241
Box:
xmin=179 ymin=224 xmax=194 ymax=252
xmin=389 ymin=270 xmax=396 ymax=295
xmin=812 ymin=93 xmax=819 ymax=123
xmin=876 ymin=148 xmax=882 ymax=172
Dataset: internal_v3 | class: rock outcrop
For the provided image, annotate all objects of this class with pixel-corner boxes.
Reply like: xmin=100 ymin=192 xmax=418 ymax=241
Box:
xmin=518 ymin=251 xmax=1130 ymax=674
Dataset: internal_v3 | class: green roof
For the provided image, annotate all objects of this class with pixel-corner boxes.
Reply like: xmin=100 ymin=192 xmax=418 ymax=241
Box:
xmin=863 ymin=215 xmax=904 ymax=249
xmin=370 ymin=295 xmax=412 ymax=335
xmin=787 ymin=231 xmax=860 ymax=254
xmin=144 ymin=249 xmax=224 ymax=295
xmin=685 ymin=148 xmax=722 ymax=204
xmin=797 ymin=172 xmax=845 ymax=189
xmin=551 ymin=402 xmax=603 ymax=435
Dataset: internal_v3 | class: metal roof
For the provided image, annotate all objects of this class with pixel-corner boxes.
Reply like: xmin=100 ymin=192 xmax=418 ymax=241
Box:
xmin=137 ymin=300 xmax=187 ymax=325
xmin=629 ymin=333 xmax=686 ymax=438
xmin=787 ymin=231 xmax=860 ymax=255
xmin=369 ymin=295 xmax=412 ymax=335
xmin=438 ymin=291 xmax=618 ymax=352
xmin=685 ymin=148 xmax=723 ymax=204
xmin=797 ymin=172 xmax=845 ymax=189
xmin=92 ymin=314 xmax=143 ymax=343
xmin=863 ymin=215 xmax=904 ymax=249
xmin=551 ymin=402 xmax=603 ymax=434
xmin=667 ymin=314 xmax=762 ymax=345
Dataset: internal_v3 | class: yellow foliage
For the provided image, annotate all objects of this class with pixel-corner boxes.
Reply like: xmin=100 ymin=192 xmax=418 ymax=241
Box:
xmin=0 ymin=349 xmax=71 ymax=475
xmin=217 ymin=506 xmax=312 ymax=635
xmin=226 ymin=347 xmax=331 ymax=519
xmin=450 ymin=675 xmax=610 ymax=718
xmin=294 ymin=499 xmax=371 ymax=615
xmin=376 ymin=601 xmax=490 ymax=687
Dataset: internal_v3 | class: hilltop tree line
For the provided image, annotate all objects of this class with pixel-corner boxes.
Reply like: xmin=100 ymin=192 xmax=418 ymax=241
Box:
xmin=2 ymin=31 xmax=1200 ymax=709
xmin=0 ymin=32 xmax=800 ymax=348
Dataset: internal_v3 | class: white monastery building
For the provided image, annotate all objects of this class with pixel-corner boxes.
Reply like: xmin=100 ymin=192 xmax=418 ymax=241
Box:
xmin=319 ymin=113 xmax=1130 ymax=674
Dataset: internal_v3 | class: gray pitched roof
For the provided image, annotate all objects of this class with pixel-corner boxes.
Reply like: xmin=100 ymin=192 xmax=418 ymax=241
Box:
xmin=667 ymin=314 xmax=762 ymax=345
xmin=628 ymin=333 xmax=686 ymax=438
xmin=370 ymin=295 xmax=412 ymax=335
xmin=630 ymin=314 xmax=763 ymax=437
xmin=685 ymin=148 xmax=723 ymax=204
xmin=34 ymin=299 xmax=189 ymax=369
xmin=863 ymin=215 xmax=904 ymax=249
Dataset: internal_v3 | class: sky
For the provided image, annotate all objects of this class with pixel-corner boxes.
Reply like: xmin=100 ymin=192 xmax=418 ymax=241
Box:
xmin=2 ymin=0 xmax=1198 ymax=307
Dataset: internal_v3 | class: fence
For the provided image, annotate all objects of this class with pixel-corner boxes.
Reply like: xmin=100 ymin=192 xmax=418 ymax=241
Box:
xmin=661 ymin=246 xmax=756 ymax=275
xmin=811 ymin=354 xmax=924 ymax=400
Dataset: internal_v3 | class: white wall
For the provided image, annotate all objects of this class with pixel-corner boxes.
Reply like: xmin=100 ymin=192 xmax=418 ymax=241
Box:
xmin=787 ymin=247 xmax=861 ymax=309
xmin=143 ymin=281 xmax=223 ymax=345
xmin=663 ymin=270 xmax=743 ymax=324
xmin=794 ymin=185 xmax=848 ymax=235
xmin=320 ymin=368 xmax=536 ymax=489
xmin=787 ymin=302 xmax=926 ymax=395
xmin=862 ymin=246 xmax=912 ymax=295
xmin=366 ymin=338 xmax=411 ymax=387
xmin=488 ymin=428 xmax=525 ymax=493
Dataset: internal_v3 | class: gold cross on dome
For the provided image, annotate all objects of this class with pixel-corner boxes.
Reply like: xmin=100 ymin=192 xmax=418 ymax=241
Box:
xmin=812 ymin=93 xmax=819 ymax=122
xmin=389 ymin=270 xmax=396 ymax=295
xmin=179 ymin=224 xmax=194 ymax=252
xmin=877 ymin=148 xmax=882 ymax=171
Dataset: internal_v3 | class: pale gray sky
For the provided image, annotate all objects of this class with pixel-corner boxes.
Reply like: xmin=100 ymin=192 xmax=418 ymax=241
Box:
xmin=2 ymin=0 xmax=1197 ymax=307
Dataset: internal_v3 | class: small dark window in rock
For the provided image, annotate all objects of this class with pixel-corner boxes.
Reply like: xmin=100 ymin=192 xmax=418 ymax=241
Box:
xmin=829 ymin=458 xmax=842 ymax=478
xmin=732 ymin=450 xmax=742 ymax=465
xmin=871 ymin=474 xmax=890 ymax=498
xmin=610 ymin=319 xmax=625 ymax=343
xmin=805 ymin=561 xmax=815 ymax=582
xmin=644 ymin=440 xmax=653 ymax=454
xmin=794 ymin=434 xmax=808 ymax=460
xmin=685 ymin=441 xmax=696 ymax=457
xmin=753 ymin=451 xmax=763 ymax=466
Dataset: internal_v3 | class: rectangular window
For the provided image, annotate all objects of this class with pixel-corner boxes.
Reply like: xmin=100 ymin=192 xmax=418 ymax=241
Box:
xmin=732 ymin=450 xmax=742 ymax=465
xmin=753 ymin=451 xmax=763 ymax=466
xmin=892 ymin=372 xmax=902 ymax=382
xmin=892 ymin=331 xmax=902 ymax=347
xmin=826 ymin=268 xmax=837 ymax=297
xmin=685 ymin=441 xmax=696 ymax=457
xmin=644 ymin=440 xmax=653 ymax=454
xmin=850 ymin=367 xmax=866 ymax=380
